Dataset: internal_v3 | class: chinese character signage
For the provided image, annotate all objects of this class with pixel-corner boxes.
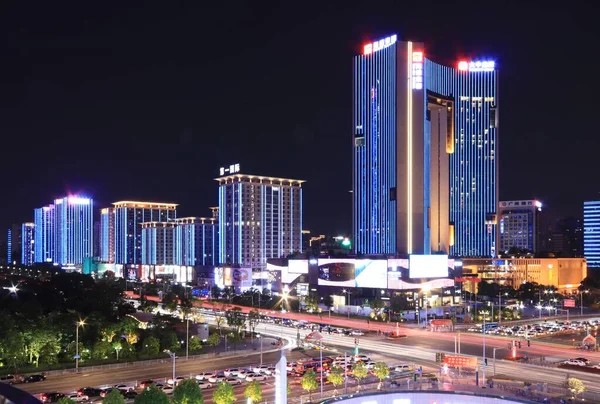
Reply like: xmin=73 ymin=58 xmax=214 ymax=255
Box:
xmin=412 ymin=51 xmax=423 ymax=90
xmin=443 ymin=356 xmax=478 ymax=368
xmin=219 ymin=163 xmax=241 ymax=176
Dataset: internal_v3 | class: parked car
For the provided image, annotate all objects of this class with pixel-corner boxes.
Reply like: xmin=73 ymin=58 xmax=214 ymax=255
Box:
xmin=78 ymin=387 xmax=102 ymax=397
xmin=161 ymin=385 xmax=174 ymax=394
xmin=139 ymin=380 xmax=154 ymax=389
xmin=40 ymin=392 xmax=65 ymax=403
xmin=225 ymin=377 xmax=243 ymax=385
xmin=25 ymin=374 xmax=46 ymax=383
xmin=245 ymin=373 xmax=267 ymax=382
xmin=65 ymin=393 xmax=88 ymax=402
xmin=224 ymin=368 xmax=239 ymax=377
xmin=564 ymin=358 xmax=588 ymax=366
xmin=197 ymin=381 xmax=213 ymax=389
xmin=195 ymin=372 xmax=215 ymax=381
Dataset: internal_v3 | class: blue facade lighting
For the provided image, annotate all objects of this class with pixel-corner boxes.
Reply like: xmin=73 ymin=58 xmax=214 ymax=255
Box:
xmin=584 ymin=201 xmax=600 ymax=268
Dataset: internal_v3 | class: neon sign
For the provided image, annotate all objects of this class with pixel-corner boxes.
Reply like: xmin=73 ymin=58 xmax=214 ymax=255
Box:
xmin=363 ymin=34 xmax=397 ymax=55
xmin=219 ymin=163 xmax=240 ymax=176
xmin=412 ymin=51 xmax=423 ymax=90
xmin=458 ymin=60 xmax=495 ymax=72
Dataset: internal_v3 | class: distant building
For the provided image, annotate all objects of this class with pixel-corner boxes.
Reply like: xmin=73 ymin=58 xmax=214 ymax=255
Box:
xmin=7 ymin=223 xmax=22 ymax=264
xmin=306 ymin=235 xmax=352 ymax=255
xmin=99 ymin=207 xmax=115 ymax=263
xmin=174 ymin=217 xmax=218 ymax=266
xmin=216 ymin=170 xmax=304 ymax=269
xmin=141 ymin=221 xmax=177 ymax=265
xmin=21 ymin=223 xmax=35 ymax=266
xmin=301 ymin=230 xmax=311 ymax=253
xmin=34 ymin=204 xmax=55 ymax=263
xmin=552 ymin=217 xmax=583 ymax=258
xmin=112 ymin=201 xmax=177 ymax=264
xmin=54 ymin=196 xmax=94 ymax=265
xmin=6 ymin=228 xmax=12 ymax=264
xmin=93 ymin=220 xmax=100 ymax=258
xmin=584 ymin=201 xmax=600 ymax=268
xmin=498 ymin=200 xmax=543 ymax=254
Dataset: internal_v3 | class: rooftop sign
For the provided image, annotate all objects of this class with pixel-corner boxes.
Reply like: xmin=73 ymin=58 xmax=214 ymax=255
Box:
xmin=458 ymin=60 xmax=495 ymax=72
xmin=363 ymin=35 xmax=397 ymax=55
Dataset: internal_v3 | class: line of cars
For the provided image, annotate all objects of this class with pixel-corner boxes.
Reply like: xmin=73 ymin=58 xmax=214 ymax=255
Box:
xmin=467 ymin=319 xmax=600 ymax=337
xmin=562 ymin=357 xmax=600 ymax=370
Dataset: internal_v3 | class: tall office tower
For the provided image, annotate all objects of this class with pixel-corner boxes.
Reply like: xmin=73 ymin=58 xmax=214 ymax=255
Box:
xmin=552 ymin=217 xmax=584 ymax=257
xmin=34 ymin=205 xmax=55 ymax=263
xmin=584 ymin=201 xmax=600 ymax=268
xmin=113 ymin=201 xmax=177 ymax=264
xmin=21 ymin=223 xmax=35 ymax=265
xmin=175 ymin=217 xmax=218 ymax=266
xmin=498 ymin=200 xmax=542 ymax=254
xmin=216 ymin=170 xmax=304 ymax=268
xmin=100 ymin=208 xmax=115 ymax=263
xmin=7 ymin=228 xmax=12 ymax=263
xmin=352 ymin=34 xmax=498 ymax=257
xmin=141 ymin=221 xmax=177 ymax=265
xmin=54 ymin=196 xmax=94 ymax=265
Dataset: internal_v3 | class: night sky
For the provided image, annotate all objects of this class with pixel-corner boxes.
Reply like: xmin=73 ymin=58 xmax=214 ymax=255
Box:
xmin=1 ymin=2 xmax=598 ymax=236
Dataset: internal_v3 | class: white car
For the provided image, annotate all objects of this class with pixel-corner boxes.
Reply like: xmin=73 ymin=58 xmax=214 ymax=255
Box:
xmin=564 ymin=359 xmax=587 ymax=366
xmin=208 ymin=375 xmax=226 ymax=383
xmin=237 ymin=369 xmax=252 ymax=379
xmin=394 ymin=364 xmax=411 ymax=372
xmin=114 ymin=384 xmax=132 ymax=391
xmin=225 ymin=377 xmax=243 ymax=385
xmin=286 ymin=362 xmax=297 ymax=372
xmin=354 ymin=354 xmax=370 ymax=362
xmin=224 ymin=368 xmax=239 ymax=377
xmin=196 ymin=372 xmax=215 ymax=381
xmin=350 ymin=330 xmax=364 ymax=336
xmin=197 ymin=381 xmax=213 ymax=389
xmin=252 ymin=365 xmax=270 ymax=374
xmin=162 ymin=385 xmax=174 ymax=394
xmin=265 ymin=367 xmax=276 ymax=376
xmin=167 ymin=376 xmax=186 ymax=385
xmin=245 ymin=372 xmax=267 ymax=382
xmin=66 ymin=393 xmax=89 ymax=402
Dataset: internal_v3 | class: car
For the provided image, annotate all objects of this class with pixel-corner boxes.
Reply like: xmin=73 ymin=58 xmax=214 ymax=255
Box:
xmin=252 ymin=365 xmax=270 ymax=374
xmin=139 ymin=380 xmax=154 ymax=389
xmin=195 ymin=372 xmax=215 ymax=381
xmin=40 ymin=392 xmax=65 ymax=403
xmin=65 ymin=393 xmax=88 ymax=402
xmin=78 ymin=387 xmax=102 ymax=397
xmin=224 ymin=368 xmax=240 ymax=377
xmin=564 ymin=359 xmax=588 ymax=366
xmin=245 ymin=372 xmax=267 ymax=382
xmin=225 ymin=377 xmax=243 ymax=385
xmin=237 ymin=369 xmax=252 ymax=379
xmin=208 ymin=375 xmax=226 ymax=383
xmin=574 ymin=357 xmax=591 ymax=365
xmin=162 ymin=385 xmax=174 ymax=394
xmin=350 ymin=330 xmax=364 ymax=336
xmin=121 ymin=390 xmax=138 ymax=399
xmin=197 ymin=381 xmax=213 ymax=389
xmin=114 ymin=384 xmax=132 ymax=391
xmin=25 ymin=374 xmax=47 ymax=383
xmin=394 ymin=364 xmax=411 ymax=372
xmin=354 ymin=354 xmax=370 ymax=362
xmin=0 ymin=374 xmax=20 ymax=385
xmin=286 ymin=362 xmax=297 ymax=372
xmin=167 ymin=376 xmax=186 ymax=385
xmin=266 ymin=367 xmax=276 ymax=375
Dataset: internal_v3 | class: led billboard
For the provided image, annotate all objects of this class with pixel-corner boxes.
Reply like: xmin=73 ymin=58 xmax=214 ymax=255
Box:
xmin=355 ymin=259 xmax=387 ymax=288
xmin=289 ymin=259 xmax=309 ymax=274
xmin=317 ymin=258 xmax=355 ymax=287
xmin=409 ymin=254 xmax=449 ymax=279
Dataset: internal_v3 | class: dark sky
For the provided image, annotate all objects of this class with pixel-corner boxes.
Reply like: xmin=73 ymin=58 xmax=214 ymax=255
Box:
xmin=1 ymin=1 xmax=598 ymax=236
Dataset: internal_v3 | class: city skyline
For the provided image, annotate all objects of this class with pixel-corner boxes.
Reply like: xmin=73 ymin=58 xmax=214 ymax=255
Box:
xmin=1 ymin=3 xmax=598 ymax=238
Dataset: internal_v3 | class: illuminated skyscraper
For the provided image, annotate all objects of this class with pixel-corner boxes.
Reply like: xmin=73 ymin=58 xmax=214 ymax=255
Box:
xmin=54 ymin=196 xmax=94 ymax=265
xmin=216 ymin=170 xmax=303 ymax=268
xmin=175 ymin=217 xmax=218 ymax=266
xmin=352 ymin=35 xmax=498 ymax=257
xmin=584 ymin=201 xmax=600 ymax=268
xmin=498 ymin=200 xmax=542 ymax=254
xmin=34 ymin=204 xmax=55 ymax=263
xmin=112 ymin=201 xmax=177 ymax=264
xmin=21 ymin=223 xmax=35 ymax=265
xmin=141 ymin=221 xmax=177 ymax=265
xmin=100 ymin=207 xmax=115 ymax=263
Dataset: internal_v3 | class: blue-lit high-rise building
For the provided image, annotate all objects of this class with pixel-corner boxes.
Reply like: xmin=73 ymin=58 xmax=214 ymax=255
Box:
xmin=175 ymin=217 xmax=218 ymax=266
xmin=352 ymin=35 xmax=498 ymax=257
xmin=99 ymin=207 xmax=115 ymax=263
xmin=141 ymin=221 xmax=177 ymax=265
xmin=34 ymin=204 xmax=55 ymax=263
xmin=21 ymin=223 xmax=35 ymax=266
xmin=583 ymin=201 xmax=600 ymax=268
xmin=54 ymin=196 xmax=94 ymax=265
xmin=112 ymin=201 xmax=177 ymax=264
xmin=216 ymin=167 xmax=304 ymax=268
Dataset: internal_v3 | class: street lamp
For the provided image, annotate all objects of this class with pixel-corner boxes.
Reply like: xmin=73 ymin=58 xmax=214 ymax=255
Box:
xmin=421 ymin=286 xmax=431 ymax=328
xmin=164 ymin=350 xmax=176 ymax=385
xmin=75 ymin=320 xmax=86 ymax=373
xmin=342 ymin=289 xmax=351 ymax=318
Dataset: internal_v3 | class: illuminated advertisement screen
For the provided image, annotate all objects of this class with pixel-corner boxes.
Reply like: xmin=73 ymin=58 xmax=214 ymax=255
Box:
xmin=409 ymin=254 xmax=449 ymax=279
xmin=387 ymin=259 xmax=409 ymax=289
xmin=317 ymin=258 xmax=355 ymax=287
xmin=289 ymin=259 xmax=309 ymax=274
xmin=355 ymin=260 xmax=387 ymax=288
xmin=297 ymin=283 xmax=309 ymax=296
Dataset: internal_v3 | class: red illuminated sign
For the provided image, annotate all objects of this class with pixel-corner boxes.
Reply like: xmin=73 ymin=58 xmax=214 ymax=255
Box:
xmin=412 ymin=51 xmax=423 ymax=62
xmin=564 ymin=299 xmax=576 ymax=308
xmin=444 ymin=356 xmax=477 ymax=368
xmin=458 ymin=61 xmax=468 ymax=71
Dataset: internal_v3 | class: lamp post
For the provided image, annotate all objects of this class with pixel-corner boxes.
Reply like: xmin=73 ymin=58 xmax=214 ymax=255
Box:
xmin=165 ymin=350 xmax=176 ymax=385
xmin=186 ymin=315 xmax=189 ymax=360
xmin=481 ymin=310 xmax=488 ymax=385
xmin=342 ymin=289 xmax=351 ymax=318
xmin=75 ymin=320 xmax=85 ymax=373
xmin=320 ymin=339 xmax=324 ymax=397
xmin=421 ymin=287 xmax=430 ymax=328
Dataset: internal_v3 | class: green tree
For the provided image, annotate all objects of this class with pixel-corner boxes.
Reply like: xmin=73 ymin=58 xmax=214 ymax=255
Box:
xmin=57 ymin=398 xmax=76 ymax=404
xmin=39 ymin=341 xmax=60 ymax=365
xmin=301 ymin=369 xmax=318 ymax=402
xmin=160 ymin=331 xmax=181 ymax=352
xmin=305 ymin=292 xmax=319 ymax=312
xmin=210 ymin=285 xmax=221 ymax=300
xmin=564 ymin=377 xmax=586 ymax=399
xmin=173 ymin=378 xmax=204 ymax=404
xmin=373 ymin=362 xmax=390 ymax=390
xmin=244 ymin=380 xmax=263 ymax=403
xmin=139 ymin=297 xmax=158 ymax=313
xmin=207 ymin=333 xmax=220 ymax=348
xmin=112 ymin=341 xmax=123 ymax=360
xmin=180 ymin=297 xmax=194 ymax=320
xmin=188 ymin=335 xmax=202 ymax=353
xmin=100 ymin=323 xmax=119 ymax=342
xmin=102 ymin=388 xmax=126 ymax=404
xmin=352 ymin=361 xmax=368 ymax=390
xmin=213 ymin=382 xmax=236 ymax=404
xmin=247 ymin=309 xmax=260 ymax=337
xmin=142 ymin=336 xmax=160 ymax=355
xmin=225 ymin=307 xmax=245 ymax=334
xmin=163 ymin=292 xmax=179 ymax=312
xmin=327 ymin=366 xmax=344 ymax=396
xmin=135 ymin=384 xmax=170 ymax=404
xmin=26 ymin=328 xmax=60 ymax=367
xmin=92 ymin=340 xmax=112 ymax=360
